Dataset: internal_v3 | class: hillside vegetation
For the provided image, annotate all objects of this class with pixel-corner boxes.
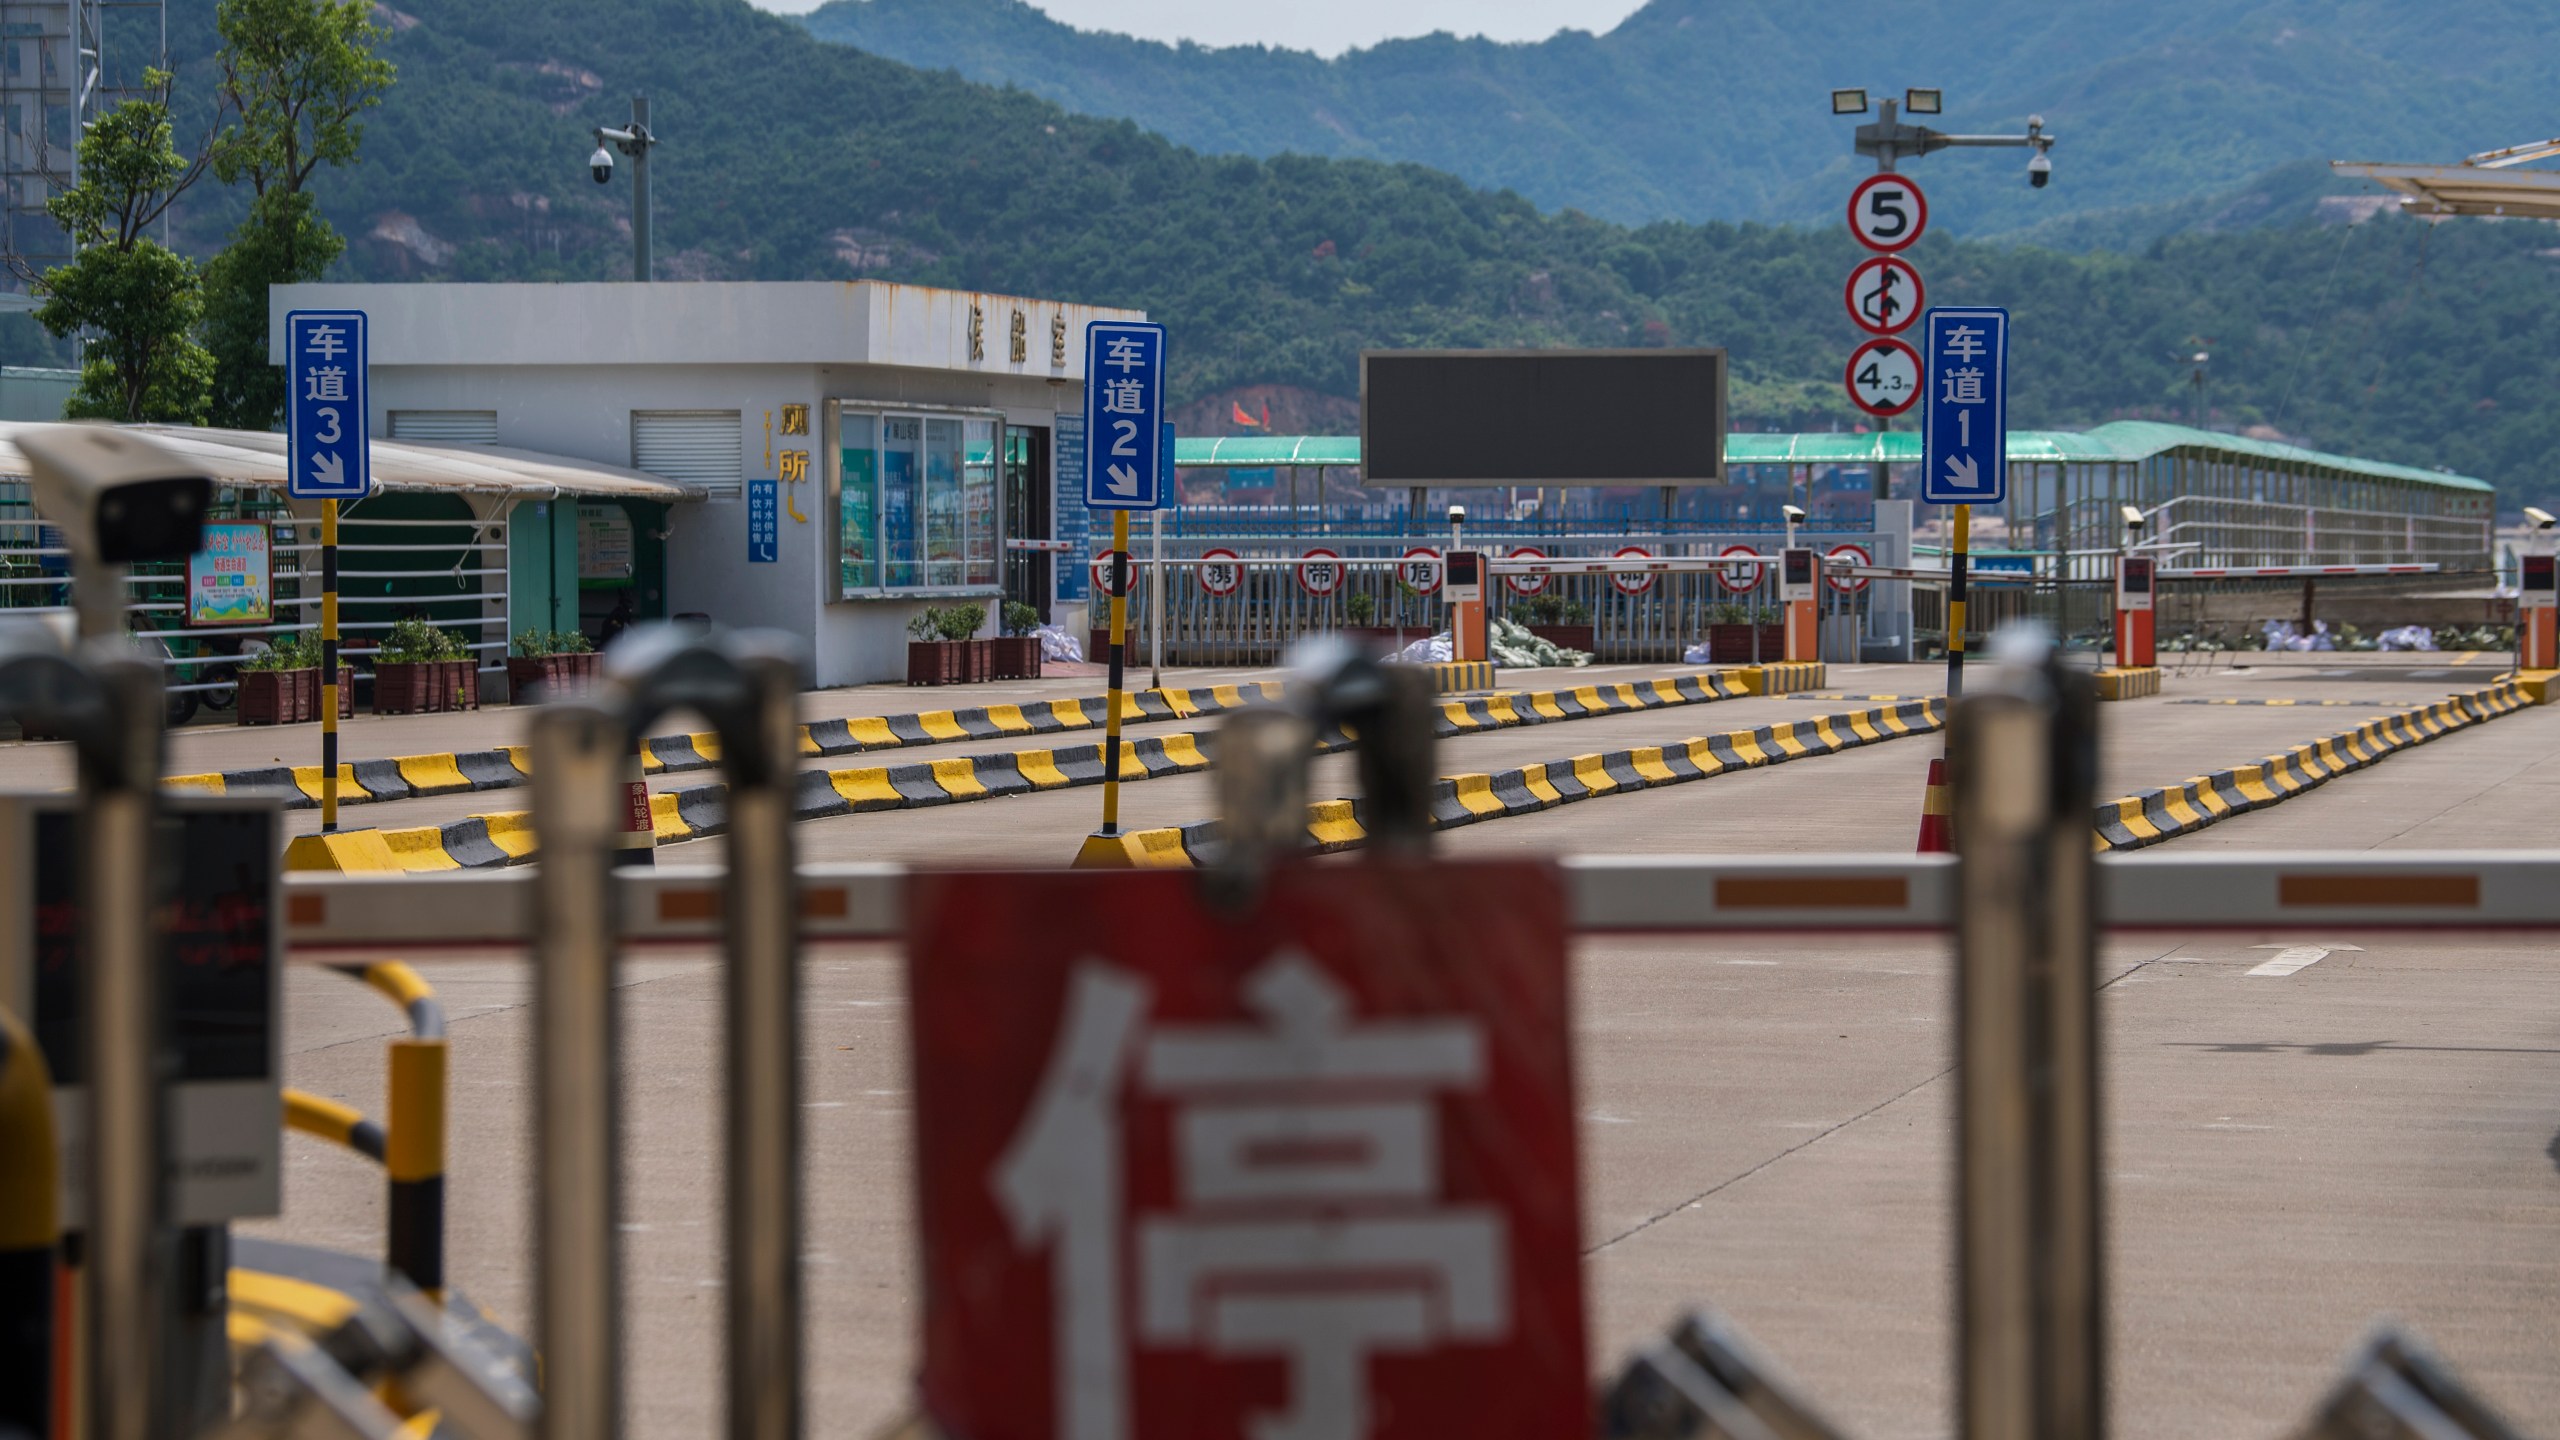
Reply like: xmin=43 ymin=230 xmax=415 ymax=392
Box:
xmin=95 ymin=0 xmax=2560 ymax=506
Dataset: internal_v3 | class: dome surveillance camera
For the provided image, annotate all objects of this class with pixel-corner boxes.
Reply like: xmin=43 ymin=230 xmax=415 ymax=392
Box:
xmin=2027 ymin=152 xmax=2052 ymax=189
xmin=589 ymin=144 xmax=615 ymax=184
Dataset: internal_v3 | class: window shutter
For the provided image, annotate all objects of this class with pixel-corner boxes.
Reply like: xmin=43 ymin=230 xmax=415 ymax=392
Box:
xmin=388 ymin=410 xmax=499 ymax=444
xmin=633 ymin=410 xmax=743 ymax=499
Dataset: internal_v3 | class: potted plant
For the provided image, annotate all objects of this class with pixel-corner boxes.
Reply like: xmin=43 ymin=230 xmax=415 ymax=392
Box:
xmin=906 ymin=607 xmax=966 ymax=686
xmin=237 ymin=635 xmax=310 ymax=726
xmin=1704 ymin=601 xmax=1786 ymax=665
xmin=507 ymin=628 xmax=600 ymax=703
xmin=1512 ymin=593 xmax=1597 ymax=654
xmin=1338 ymin=590 xmax=1404 ymax=657
xmin=938 ymin=602 xmax=991 ymax=682
xmin=991 ymin=601 xmax=1045 ymax=680
xmin=373 ymin=617 xmax=480 ymax=714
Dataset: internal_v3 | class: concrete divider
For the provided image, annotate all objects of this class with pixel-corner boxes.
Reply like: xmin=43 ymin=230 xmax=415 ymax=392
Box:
xmin=285 ymin=670 xmax=1769 ymax=872
xmin=2093 ymin=666 xmax=2161 ymax=701
xmin=2092 ymin=680 xmax=2529 ymax=850
xmin=1733 ymin=661 xmax=1826 ymax=696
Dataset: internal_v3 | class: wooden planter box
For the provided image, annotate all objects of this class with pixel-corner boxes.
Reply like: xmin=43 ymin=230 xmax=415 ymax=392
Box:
xmin=989 ymin=636 xmax=1043 ymax=681
xmin=1704 ymin=624 xmax=1788 ymax=664
xmin=907 ymin=641 xmax=968 ymax=686
xmin=506 ymin=652 xmax=602 ymax=703
xmin=238 ymin=666 xmax=356 ymax=726
xmin=1521 ymin=623 xmax=1596 ymax=654
xmin=962 ymin=638 xmax=994 ymax=683
xmin=373 ymin=659 xmax=481 ymax=715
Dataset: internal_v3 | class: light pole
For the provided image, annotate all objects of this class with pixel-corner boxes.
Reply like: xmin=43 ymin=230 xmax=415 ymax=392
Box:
xmin=1831 ymin=88 xmax=2056 ymax=501
xmin=588 ymin=95 xmax=662 ymax=281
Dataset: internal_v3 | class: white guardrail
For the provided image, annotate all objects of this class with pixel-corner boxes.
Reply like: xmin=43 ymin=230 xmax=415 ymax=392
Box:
xmin=278 ymin=852 xmax=2560 ymax=951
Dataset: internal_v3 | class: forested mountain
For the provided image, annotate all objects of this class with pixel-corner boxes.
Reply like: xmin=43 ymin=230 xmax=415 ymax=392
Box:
xmin=65 ymin=0 xmax=2560 ymax=507
xmin=800 ymin=0 xmax=2553 ymax=241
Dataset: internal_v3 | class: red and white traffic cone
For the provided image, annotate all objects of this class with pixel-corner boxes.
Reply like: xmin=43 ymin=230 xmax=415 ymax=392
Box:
xmin=616 ymin=736 xmax=656 ymax=868
xmin=1915 ymin=756 xmax=1953 ymax=854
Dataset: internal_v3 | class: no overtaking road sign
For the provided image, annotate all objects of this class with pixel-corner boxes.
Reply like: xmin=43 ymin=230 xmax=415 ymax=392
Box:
xmin=286 ymin=309 xmax=370 ymax=501
xmin=1084 ymin=320 xmax=1168 ymax=511
xmin=1922 ymin=306 xmax=2009 ymax=506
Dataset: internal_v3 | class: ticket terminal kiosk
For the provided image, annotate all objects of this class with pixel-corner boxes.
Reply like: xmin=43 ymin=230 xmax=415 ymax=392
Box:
xmin=2115 ymin=555 xmax=2156 ymax=669
xmin=1447 ymin=549 xmax=1489 ymax=663
xmin=2524 ymin=552 xmax=2556 ymax=670
xmin=1780 ymin=547 xmax=1820 ymax=662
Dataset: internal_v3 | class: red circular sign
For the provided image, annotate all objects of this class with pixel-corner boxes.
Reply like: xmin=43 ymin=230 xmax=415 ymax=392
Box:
xmin=1716 ymin=544 xmax=1765 ymax=594
xmin=1090 ymin=548 xmax=1126 ymax=597
xmin=1298 ymin=547 xmax=1344 ymax=598
xmin=1611 ymin=546 xmax=1657 ymax=597
xmin=1844 ymin=335 xmax=1923 ymax=417
xmin=1847 ymin=173 xmax=1928 ymax=253
xmin=1844 ymin=255 xmax=1925 ymax=335
xmin=1504 ymin=546 xmax=1550 ymax=597
xmin=1826 ymin=542 xmax=1873 ymax=593
xmin=1399 ymin=546 xmax=1443 ymax=595
xmin=1196 ymin=547 xmax=1242 ymax=597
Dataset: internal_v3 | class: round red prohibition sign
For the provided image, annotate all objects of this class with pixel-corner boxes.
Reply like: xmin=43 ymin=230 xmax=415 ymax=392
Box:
xmin=1844 ymin=335 xmax=1923 ymax=417
xmin=1298 ymin=547 xmax=1345 ymax=597
xmin=1090 ymin=548 xmax=1127 ymax=597
xmin=1196 ymin=547 xmax=1242 ymax=597
xmin=1716 ymin=544 xmax=1764 ymax=594
xmin=1844 ymin=254 xmax=1925 ymax=335
xmin=1400 ymin=546 xmax=1443 ymax=595
xmin=1611 ymin=546 xmax=1657 ymax=597
xmin=1847 ymin=172 xmax=1928 ymax=253
xmin=1826 ymin=542 xmax=1873 ymax=593
xmin=1505 ymin=545 xmax=1550 ymax=596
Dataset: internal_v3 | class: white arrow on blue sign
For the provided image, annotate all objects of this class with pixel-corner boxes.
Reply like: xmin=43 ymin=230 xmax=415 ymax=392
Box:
xmin=1921 ymin=306 xmax=2008 ymax=507
xmin=286 ymin=309 xmax=371 ymax=501
xmin=1082 ymin=319 xmax=1167 ymax=511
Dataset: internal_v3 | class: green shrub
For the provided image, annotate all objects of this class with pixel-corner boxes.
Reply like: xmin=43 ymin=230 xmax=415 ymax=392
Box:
xmin=937 ymin=602 xmax=987 ymax=642
xmin=1344 ymin=591 xmax=1377 ymax=625
xmin=907 ymin=607 xmax=943 ymax=641
xmin=379 ymin=617 xmax=469 ymax=664
xmin=241 ymin=634 xmax=310 ymax=671
xmin=550 ymin=628 xmax=593 ymax=655
xmin=1002 ymin=600 xmax=1042 ymax=636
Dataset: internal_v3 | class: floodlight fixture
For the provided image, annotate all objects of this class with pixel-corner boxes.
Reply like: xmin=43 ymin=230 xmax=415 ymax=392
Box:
xmin=1904 ymin=87 xmax=1942 ymax=115
xmin=1831 ymin=88 xmax=1869 ymax=116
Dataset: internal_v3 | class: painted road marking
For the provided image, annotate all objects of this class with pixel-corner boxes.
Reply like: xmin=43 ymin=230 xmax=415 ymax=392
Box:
xmin=2245 ymin=943 xmax=2362 ymax=977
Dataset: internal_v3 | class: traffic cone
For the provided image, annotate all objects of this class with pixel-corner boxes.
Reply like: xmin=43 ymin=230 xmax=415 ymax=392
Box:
xmin=615 ymin=736 xmax=656 ymax=868
xmin=1915 ymin=756 xmax=1953 ymax=854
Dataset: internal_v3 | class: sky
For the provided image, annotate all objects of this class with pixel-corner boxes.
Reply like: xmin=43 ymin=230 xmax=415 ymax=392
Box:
xmin=743 ymin=0 xmax=1650 ymax=56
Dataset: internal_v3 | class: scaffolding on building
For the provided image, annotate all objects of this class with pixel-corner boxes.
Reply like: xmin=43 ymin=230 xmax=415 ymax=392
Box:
xmin=0 ymin=0 xmax=167 ymax=298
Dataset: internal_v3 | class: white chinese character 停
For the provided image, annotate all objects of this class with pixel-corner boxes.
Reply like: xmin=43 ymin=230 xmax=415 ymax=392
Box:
xmin=1940 ymin=366 xmax=1985 ymax=405
xmin=305 ymin=324 xmax=349 ymax=362
xmin=1943 ymin=323 xmax=1988 ymax=364
xmin=1101 ymin=377 xmax=1146 ymax=416
xmin=1102 ymin=334 xmax=1147 ymax=373
xmin=304 ymin=366 xmax=349 ymax=403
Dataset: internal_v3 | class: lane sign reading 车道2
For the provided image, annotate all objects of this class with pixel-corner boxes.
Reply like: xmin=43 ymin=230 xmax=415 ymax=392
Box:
xmin=286 ymin=309 xmax=371 ymax=501
xmin=1083 ymin=320 xmax=1168 ymax=511
xmin=1922 ymin=306 xmax=2009 ymax=506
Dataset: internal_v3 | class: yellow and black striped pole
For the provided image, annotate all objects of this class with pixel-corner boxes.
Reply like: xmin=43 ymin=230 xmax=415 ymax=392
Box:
xmin=1946 ymin=502 xmax=1972 ymax=701
xmin=0 ymin=1007 xmax=58 ymax=1439
xmin=1074 ymin=509 xmax=1135 ymax=865
xmin=321 ymin=498 xmax=342 ymax=831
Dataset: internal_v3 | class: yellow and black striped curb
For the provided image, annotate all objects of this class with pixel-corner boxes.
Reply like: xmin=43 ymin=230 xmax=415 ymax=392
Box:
xmin=2092 ymin=681 xmax=2531 ymax=851
xmin=1733 ymin=661 xmax=1825 ymax=695
xmin=2514 ymin=669 xmax=2556 ymax=705
xmin=2171 ymin=697 xmax=2435 ymax=708
xmin=284 ymin=670 xmax=1766 ymax=872
xmin=1080 ymin=698 xmax=1947 ymax=867
xmin=2094 ymin=666 xmax=2161 ymax=701
xmin=1422 ymin=660 xmax=1496 ymax=694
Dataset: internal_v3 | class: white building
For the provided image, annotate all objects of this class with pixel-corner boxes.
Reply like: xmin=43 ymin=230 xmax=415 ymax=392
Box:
xmin=270 ymin=281 xmax=1144 ymax=685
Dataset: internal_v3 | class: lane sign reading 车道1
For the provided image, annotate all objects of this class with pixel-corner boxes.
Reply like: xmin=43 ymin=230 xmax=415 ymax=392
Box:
xmin=1847 ymin=173 xmax=1927 ymax=254
xmin=1922 ymin=306 xmax=2009 ymax=506
xmin=1845 ymin=255 xmax=1924 ymax=335
xmin=1082 ymin=320 xmax=1168 ymax=511
xmin=1844 ymin=335 xmax=1922 ymax=417
xmin=286 ymin=309 xmax=371 ymax=501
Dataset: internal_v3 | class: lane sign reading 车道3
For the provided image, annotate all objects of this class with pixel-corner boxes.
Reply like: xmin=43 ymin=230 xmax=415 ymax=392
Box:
xmin=1922 ymin=306 xmax=2009 ymax=506
xmin=286 ymin=309 xmax=371 ymax=501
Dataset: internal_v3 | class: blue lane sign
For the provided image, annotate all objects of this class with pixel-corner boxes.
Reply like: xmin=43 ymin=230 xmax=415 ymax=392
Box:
xmin=286 ymin=309 xmax=370 ymax=501
xmin=748 ymin=478 xmax=779 ymax=563
xmin=1921 ymin=306 xmax=2008 ymax=507
xmin=1082 ymin=320 xmax=1167 ymax=510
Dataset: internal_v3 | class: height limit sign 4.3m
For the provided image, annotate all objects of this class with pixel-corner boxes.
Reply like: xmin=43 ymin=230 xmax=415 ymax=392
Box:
xmin=1922 ymin=306 xmax=2009 ymax=505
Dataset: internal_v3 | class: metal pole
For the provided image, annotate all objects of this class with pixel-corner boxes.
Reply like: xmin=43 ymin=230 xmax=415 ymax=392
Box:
xmin=1149 ymin=507 xmax=1163 ymax=690
xmin=722 ymin=655 xmax=803 ymax=1440
xmin=321 ymin=499 xmax=340 ymax=831
xmin=1947 ymin=503 xmax=1971 ymax=700
xmin=528 ymin=705 xmax=626 ymax=1440
xmin=1100 ymin=509 xmax=1130 ymax=835
xmin=631 ymin=96 xmax=652 ymax=283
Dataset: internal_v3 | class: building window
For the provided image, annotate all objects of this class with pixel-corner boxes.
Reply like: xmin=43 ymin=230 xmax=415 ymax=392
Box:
xmin=837 ymin=406 xmax=999 ymax=595
xmin=388 ymin=410 xmax=498 ymax=444
xmin=632 ymin=410 xmax=743 ymax=501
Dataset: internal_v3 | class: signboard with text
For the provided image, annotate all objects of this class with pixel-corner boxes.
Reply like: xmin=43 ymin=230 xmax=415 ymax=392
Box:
xmin=907 ymin=862 xmax=1586 ymax=1440
xmin=188 ymin=522 xmax=272 ymax=625
xmin=285 ymin=309 xmax=370 ymax=501
xmin=1922 ymin=306 xmax=2010 ymax=506
xmin=748 ymin=479 xmax=779 ymax=564
xmin=1056 ymin=413 xmax=1092 ymax=603
xmin=1083 ymin=321 xmax=1168 ymax=511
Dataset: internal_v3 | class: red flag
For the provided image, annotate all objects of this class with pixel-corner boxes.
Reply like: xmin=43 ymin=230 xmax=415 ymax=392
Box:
xmin=1231 ymin=402 xmax=1261 ymax=427
xmin=1260 ymin=400 xmax=1272 ymax=430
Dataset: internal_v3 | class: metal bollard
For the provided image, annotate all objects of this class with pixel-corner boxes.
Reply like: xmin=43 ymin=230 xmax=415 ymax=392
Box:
xmin=0 ymin=1004 xmax=57 ymax=1440
xmin=1947 ymin=628 xmax=2103 ymax=1440
xmin=528 ymin=624 xmax=810 ymax=1440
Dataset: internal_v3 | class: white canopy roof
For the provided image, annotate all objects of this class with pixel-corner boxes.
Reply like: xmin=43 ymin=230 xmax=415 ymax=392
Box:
xmin=0 ymin=422 xmax=703 ymax=500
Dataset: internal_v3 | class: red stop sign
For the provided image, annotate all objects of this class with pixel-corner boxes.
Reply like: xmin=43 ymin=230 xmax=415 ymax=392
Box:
xmin=907 ymin=863 xmax=1587 ymax=1440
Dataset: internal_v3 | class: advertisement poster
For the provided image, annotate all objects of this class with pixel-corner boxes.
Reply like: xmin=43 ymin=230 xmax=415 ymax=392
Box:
xmin=577 ymin=505 xmax=634 ymax=584
xmin=187 ymin=522 xmax=271 ymax=625
xmin=839 ymin=442 xmax=876 ymax=591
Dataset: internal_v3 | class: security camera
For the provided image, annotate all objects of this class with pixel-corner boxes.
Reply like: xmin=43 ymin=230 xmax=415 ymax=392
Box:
xmin=1781 ymin=504 xmax=1807 ymax=524
xmin=1447 ymin=505 xmax=1466 ymax=524
xmin=18 ymin=425 xmax=211 ymax=565
xmin=589 ymin=144 xmax=615 ymax=185
xmin=2027 ymin=152 xmax=2052 ymax=189
xmin=2526 ymin=506 xmax=2557 ymax=530
xmin=2120 ymin=505 xmax=2147 ymax=531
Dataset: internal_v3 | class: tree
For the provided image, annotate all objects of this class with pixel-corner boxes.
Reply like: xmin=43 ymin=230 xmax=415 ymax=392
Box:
xmin=31 ymin=68 xmax=214 ymax=423
xmin=201 ymin=0 xmax=394 ymax=430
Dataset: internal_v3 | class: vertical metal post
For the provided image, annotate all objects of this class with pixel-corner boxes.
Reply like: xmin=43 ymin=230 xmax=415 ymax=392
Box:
xmin=1149 ymin=507 xmax=1163 ymax=690
xmin=528 ymin=705 xmax=627 ymax=1440
xmin=321 ymin=498 xmax=340 ymax=831
xmin=79 ymin=648 xmax=168 ymax=1440
xmin=1100 ymin=509 xmax=1131 ymax=835
xmin=1950 ymin=636 xmax=2103 ymax=1440
xmin=1947 ymin=504 xmax=1972 ymax=700
xmin=630 ymin=96 xmax=652 ymax=283
xmin=721 ymin=654 xmax=804 ymax=1440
